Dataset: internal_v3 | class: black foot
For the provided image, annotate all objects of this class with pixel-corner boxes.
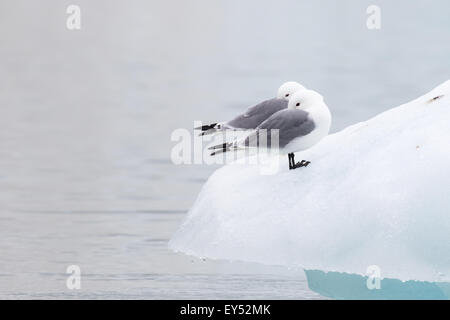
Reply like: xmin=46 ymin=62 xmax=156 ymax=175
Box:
xmin=288 ymin=153 xmax=311 ymax=170
xmin=291 ymin=160 xmax=311 ymax=169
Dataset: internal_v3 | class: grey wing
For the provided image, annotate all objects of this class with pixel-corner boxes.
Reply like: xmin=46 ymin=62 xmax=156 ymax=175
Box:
xmin=244 ymin=109 xmax=315 ymax=148
xmin=226 ymin=98 xmax=287 ymax=129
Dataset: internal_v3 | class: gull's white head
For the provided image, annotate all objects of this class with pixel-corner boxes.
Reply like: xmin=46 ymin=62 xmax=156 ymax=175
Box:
xmin=288 ymin=89 xmax=324 ymax=110
xmin=276 ymin=81 xmax=305 ymax=100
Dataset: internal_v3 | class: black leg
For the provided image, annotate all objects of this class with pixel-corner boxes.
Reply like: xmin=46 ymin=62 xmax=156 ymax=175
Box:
xmin=288 ymin=153 xmax=294 ymax=169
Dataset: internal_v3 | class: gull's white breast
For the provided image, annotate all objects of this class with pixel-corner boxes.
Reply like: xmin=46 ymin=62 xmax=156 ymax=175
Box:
xmin=282 ymin=103 xmax=332 ymax=154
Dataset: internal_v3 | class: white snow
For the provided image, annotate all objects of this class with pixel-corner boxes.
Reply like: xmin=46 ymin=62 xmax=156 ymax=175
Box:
xmin=169 ymin=81 xmax=450 ymax=283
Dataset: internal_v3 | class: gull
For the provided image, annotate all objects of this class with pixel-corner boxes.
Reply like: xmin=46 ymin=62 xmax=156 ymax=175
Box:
xmin=195 ymin=81 xmax=305 ymax=136
xmin=209 ymin=89 xmax=332 ymax=170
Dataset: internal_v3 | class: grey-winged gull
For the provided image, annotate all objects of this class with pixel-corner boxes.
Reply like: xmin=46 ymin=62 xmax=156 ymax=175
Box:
xmin=195 ymin=81 xmax=305 ymax=136
xmin=210 ymin=89 xmax=332 ymax=170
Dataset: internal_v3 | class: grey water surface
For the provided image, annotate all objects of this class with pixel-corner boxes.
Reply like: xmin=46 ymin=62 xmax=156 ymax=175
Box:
xmin=0 ymin=0 xmax=449 ymax=299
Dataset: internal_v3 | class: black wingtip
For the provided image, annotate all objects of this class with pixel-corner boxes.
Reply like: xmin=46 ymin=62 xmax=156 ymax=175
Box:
xmin=208 ymin=142 xmax=228 ymax=150
xmin=194 ymin=123 xmax=218 ymax=131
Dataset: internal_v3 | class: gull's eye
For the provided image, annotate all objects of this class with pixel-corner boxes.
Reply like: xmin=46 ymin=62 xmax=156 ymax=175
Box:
xmin=285 ymin=93 xmax=289 ymax=97
xmin=296 ymin=102 xmax=300 ymax=107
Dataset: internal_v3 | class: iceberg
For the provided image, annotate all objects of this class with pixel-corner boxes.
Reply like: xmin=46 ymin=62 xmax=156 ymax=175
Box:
xmin=304 ymin=270 xmax=450 ymax=300
xmin=169 ymin=81 xmax=450 ymax=295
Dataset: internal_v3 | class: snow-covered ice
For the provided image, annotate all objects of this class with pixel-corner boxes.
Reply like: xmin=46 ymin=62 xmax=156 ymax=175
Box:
xmin=169 ymin=81 xmax=450 ymax=284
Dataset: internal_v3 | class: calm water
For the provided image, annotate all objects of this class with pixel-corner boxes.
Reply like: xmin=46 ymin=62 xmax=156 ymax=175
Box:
xmin=0 ymin=0 xmax=449 ymax=299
